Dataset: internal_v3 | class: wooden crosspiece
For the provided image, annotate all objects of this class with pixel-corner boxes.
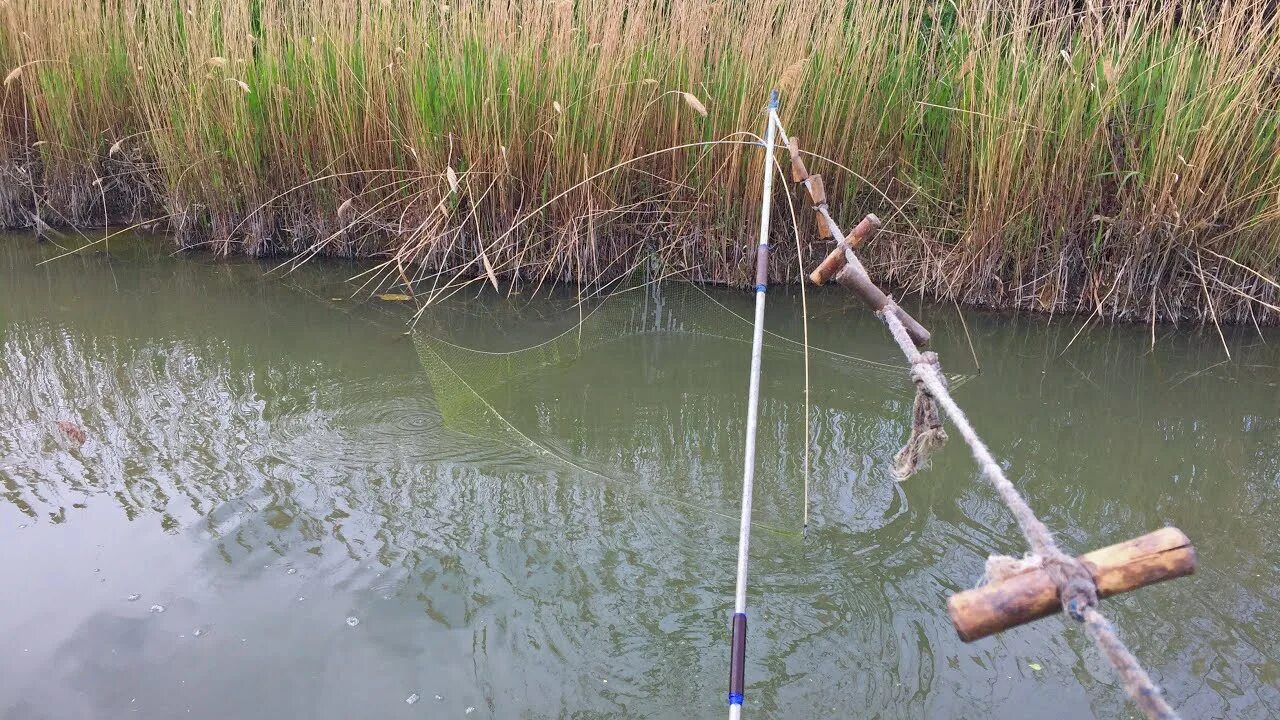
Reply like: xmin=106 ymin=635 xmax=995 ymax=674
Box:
xmin=809 ymin=213 xmax=872 ymax=284
xmin=948 ymin=527 xmax=1196 ymax=642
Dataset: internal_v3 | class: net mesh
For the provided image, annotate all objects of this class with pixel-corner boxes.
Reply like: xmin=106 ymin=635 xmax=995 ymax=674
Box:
xmin=412 ymin=280 xmax=970 ymax=532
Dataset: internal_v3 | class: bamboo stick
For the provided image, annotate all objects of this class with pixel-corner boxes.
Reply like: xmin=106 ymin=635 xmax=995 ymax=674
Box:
xmin=948 ymin=527 xmax=1197 ymax=642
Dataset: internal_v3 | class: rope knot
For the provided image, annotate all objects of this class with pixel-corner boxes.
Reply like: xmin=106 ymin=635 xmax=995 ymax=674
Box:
xmin=893 ymin=351 xmax=948 ymax=479
xmin=909 ymin=351 xmax=946 ymax=393
xmin=1043 ymin=551 xmax=1099 ymax=621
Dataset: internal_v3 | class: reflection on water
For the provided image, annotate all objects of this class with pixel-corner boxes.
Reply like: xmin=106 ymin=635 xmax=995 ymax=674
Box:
xmin=1 ymin=236 xmax=1278 ymax=719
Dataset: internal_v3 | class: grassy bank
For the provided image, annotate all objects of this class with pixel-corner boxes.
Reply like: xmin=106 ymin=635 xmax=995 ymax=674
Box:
xmin=1 ymin=0 xmax=1278 ymax=323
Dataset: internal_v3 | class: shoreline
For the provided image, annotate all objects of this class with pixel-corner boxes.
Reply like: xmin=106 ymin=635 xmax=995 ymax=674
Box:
xmin=6 ymin=219 xmax=1277 ymax=330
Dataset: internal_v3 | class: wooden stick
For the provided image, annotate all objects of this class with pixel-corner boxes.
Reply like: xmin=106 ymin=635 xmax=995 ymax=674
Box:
xmin=814 ymin=209 xmax=834 ymax=239
xmin=814 ymin=208 xmax=932 ymax=346
xmin=787 ymin=137 xmax=809 ymax=182
xmin=783 ymin=135 xmax=834 ymax=239
xmin=833 ymin=261 xmax=932 ymax=348
xmin=805 ymin=174 xmax=827 ymax=206
xmin=809 ymin=214 xmax=879 ymax=285
xmin=948 ymin=527 xmax=1196 ymax=642
xmin=805 ymin=176 xmax=834 ymax=238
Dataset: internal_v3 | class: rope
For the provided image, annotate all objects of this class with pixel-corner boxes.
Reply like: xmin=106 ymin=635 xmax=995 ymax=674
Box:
xmin=878 ymin=302 xmax=1178 ymax=720
xmin=1083 ymin=607 xmax=1180 ymax=720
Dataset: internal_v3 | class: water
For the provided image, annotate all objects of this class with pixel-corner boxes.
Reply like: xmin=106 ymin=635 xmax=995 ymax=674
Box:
xmin=1 ymin=235 xmax=1277 ymax=719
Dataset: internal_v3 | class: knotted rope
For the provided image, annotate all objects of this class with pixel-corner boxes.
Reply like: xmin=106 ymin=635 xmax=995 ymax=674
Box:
xmin=893 ymin=351 xmax=948 ymax=479
xmin=878 ymin=301 xmax=1178 ymax=720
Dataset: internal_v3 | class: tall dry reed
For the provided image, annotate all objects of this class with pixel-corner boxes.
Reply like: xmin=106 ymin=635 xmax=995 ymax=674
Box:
xmin=1 ymin=0 xmax=1278 ymax=322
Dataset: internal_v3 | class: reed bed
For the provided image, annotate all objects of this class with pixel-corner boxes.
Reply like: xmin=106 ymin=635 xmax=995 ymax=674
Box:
xmin=1 ymin=0 xmax=1278 ymax=323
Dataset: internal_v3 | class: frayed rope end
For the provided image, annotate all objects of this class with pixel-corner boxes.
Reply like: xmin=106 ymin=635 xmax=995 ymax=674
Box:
xmin=893 ymin=351 xmax=948 ymax=480
xmin=980 ymin=553 xmax=1043 ymax=585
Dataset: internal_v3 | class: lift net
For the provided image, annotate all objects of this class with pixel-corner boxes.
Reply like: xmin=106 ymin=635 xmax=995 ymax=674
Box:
xmin=411 ymin=280 xmax=968 ymax=531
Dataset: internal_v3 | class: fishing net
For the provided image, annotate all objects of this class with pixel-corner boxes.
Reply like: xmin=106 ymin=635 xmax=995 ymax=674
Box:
xmin=412 ymin=279 xmax=970 ymax=533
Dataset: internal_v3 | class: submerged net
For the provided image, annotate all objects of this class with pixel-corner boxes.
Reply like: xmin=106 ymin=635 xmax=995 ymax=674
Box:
xmin=412 ymin=279 xmax=970 ymax=532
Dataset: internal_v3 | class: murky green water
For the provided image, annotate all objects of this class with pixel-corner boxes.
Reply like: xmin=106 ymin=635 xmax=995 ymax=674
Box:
xmin=1 ymin=236 xmax=1277 ymax=719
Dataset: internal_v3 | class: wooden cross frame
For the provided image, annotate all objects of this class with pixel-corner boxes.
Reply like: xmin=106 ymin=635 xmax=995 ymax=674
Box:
xmin=783 ymin=136 xmax=929 ymax=347
xmin=779 ymin=137 xmax=1198 ymax=642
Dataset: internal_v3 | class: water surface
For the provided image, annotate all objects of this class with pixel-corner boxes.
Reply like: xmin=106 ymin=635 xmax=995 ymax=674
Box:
xmin=1 ymin=236 xmax=1277 ymax=718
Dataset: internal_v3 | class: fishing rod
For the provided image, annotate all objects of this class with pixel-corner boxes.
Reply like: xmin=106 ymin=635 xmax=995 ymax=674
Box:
xmin=726 ymin=88 xmax=779 ymax=720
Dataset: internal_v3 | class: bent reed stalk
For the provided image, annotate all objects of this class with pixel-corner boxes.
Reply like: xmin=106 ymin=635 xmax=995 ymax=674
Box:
xmin=1 ymin=0 xmax=1278 ymax=323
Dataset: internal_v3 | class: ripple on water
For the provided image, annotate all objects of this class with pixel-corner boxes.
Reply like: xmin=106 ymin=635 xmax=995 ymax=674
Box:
xmin=262 ymin=374 xmax=531 ymax=476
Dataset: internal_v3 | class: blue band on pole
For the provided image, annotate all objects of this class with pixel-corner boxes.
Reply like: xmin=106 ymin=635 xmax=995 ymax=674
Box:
xmin=755 ymin=284 xmax=767 ymax=293
xmin=728 ymin=693 xmax=744 ymax=706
